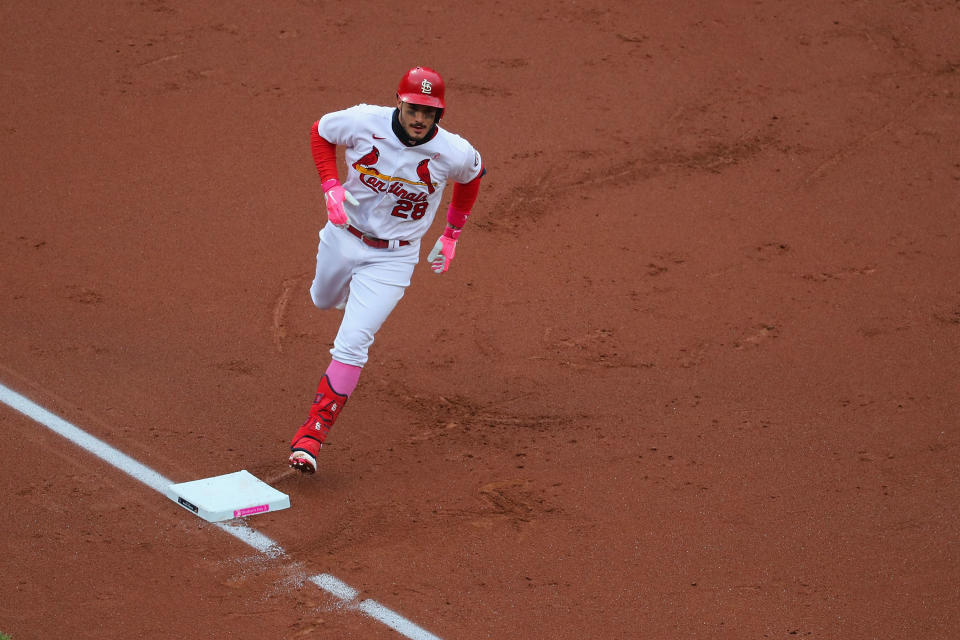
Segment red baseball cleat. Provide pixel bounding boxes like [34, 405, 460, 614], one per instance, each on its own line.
[289, 448, 318, 474]
[288, 375, 348, 474]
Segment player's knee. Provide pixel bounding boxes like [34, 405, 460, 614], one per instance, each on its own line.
[310, 285, 341, 310]
[309, 288, 328, 309]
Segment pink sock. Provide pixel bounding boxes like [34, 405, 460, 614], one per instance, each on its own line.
[325, 359, 362, 397]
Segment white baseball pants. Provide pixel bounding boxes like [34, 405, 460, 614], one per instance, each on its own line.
[310, 224, 420, 367]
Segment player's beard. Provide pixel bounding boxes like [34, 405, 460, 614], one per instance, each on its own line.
[392, 108, 437, 146]
[407, 122, 428, 139]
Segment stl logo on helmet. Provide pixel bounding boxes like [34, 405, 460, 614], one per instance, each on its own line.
[420, 79, 432, 94]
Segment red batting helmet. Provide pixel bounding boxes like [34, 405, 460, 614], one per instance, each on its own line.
[397, 66, 446, 110]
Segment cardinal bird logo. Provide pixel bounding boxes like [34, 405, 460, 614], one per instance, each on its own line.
[416, 159, 435, 194]
[354, 146, 380, 168]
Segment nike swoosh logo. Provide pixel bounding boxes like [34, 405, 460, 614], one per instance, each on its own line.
[373, 135, 386, 139]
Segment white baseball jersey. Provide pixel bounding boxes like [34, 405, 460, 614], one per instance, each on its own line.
[316, 104, 483, 241]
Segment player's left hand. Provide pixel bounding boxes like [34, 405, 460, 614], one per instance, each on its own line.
[427, 231, 459, 274]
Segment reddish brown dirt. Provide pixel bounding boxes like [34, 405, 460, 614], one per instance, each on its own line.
[2, 1, 959, 639]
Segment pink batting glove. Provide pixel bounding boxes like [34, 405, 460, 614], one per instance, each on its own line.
[321, 178, 358, 228]
[427, 227, 461, 273]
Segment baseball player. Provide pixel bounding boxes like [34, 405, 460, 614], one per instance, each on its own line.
[289, 66, 485, 474]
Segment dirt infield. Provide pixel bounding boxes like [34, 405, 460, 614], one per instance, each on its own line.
[2, 1, 958, 638]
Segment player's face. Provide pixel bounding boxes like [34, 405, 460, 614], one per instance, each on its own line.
[397, 101, 438, 140]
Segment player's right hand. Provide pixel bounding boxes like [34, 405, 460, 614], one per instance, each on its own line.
[321, 178, 358, 228]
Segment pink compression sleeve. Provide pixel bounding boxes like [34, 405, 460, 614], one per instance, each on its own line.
[325, 359, 362, 397]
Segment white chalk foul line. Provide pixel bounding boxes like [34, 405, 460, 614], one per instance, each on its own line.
[0, 380, 443, 640]
[308, 575, 442, 640]
[309, 575, 443, 640]
[0, 381, 174, 493]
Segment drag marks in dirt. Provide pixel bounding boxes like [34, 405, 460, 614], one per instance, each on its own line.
[425, 478, 564, 532]
[400, 391, 571, 441]
[933, 302, 960, 326]
[0, 380, 444, 640]
[94, 9, 335, 102]
[538, 326, 657, 372]
[474, 479, 562, 529]
[487, 135, 781, 232]
[488, 26, 951, 228]
[270, 273, 308, 354]
[377, 389, 568, 531]
[270, 272, 343, 356]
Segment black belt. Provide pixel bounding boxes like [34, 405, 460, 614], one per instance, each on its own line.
[346, 224, 410, 249]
